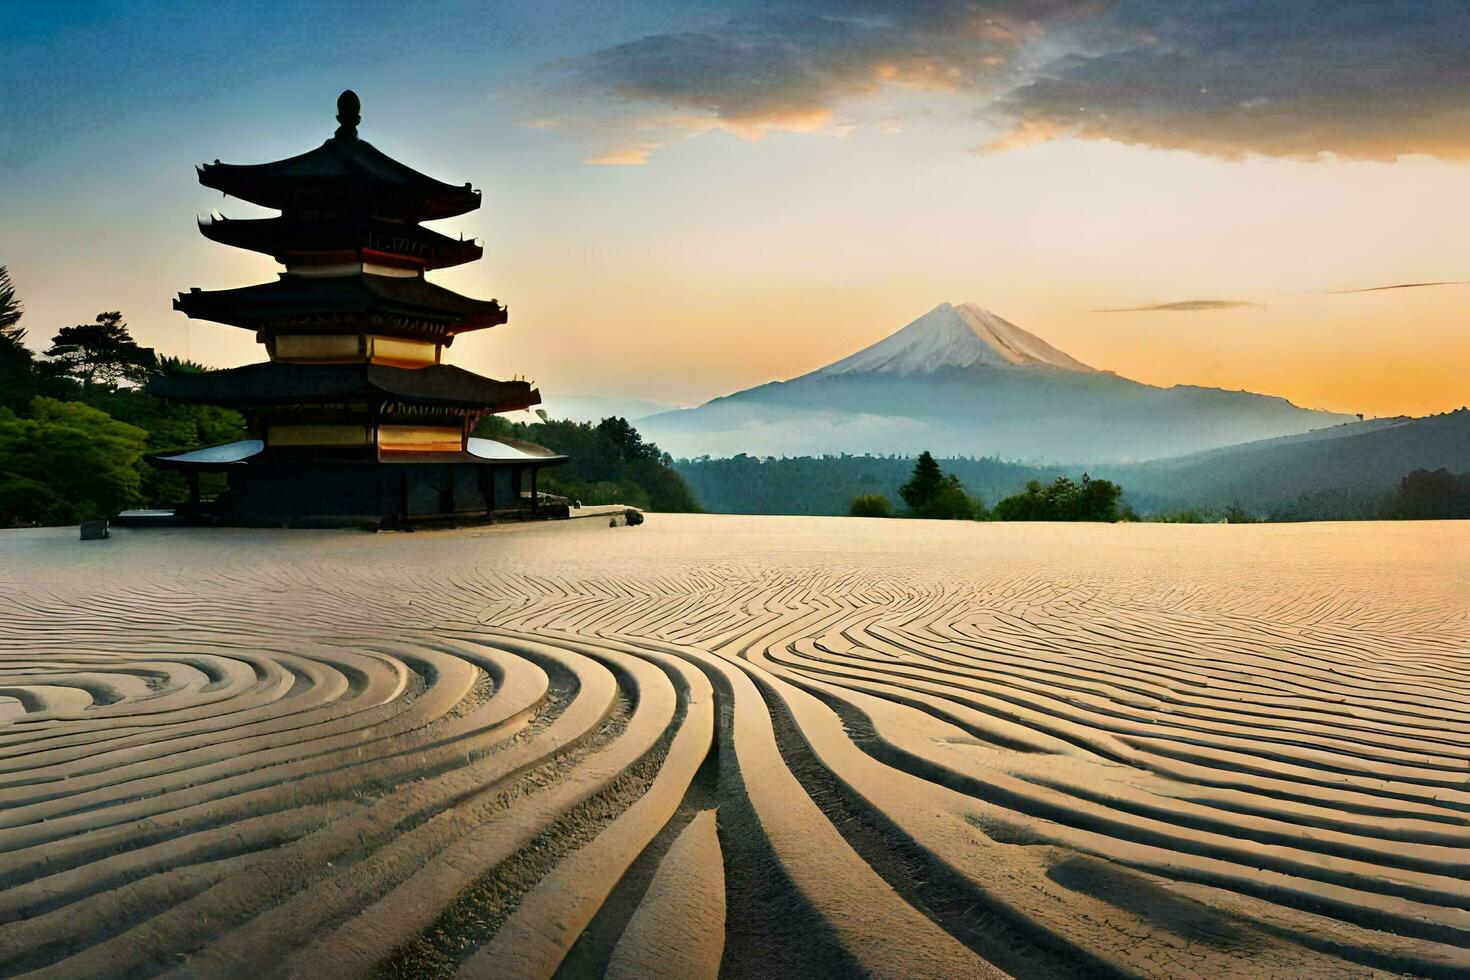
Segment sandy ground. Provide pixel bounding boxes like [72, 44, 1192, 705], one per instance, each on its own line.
[0, 515, 1465, 979]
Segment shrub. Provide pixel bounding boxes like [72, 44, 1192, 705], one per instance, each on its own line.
[914, 480, 979, 520]
[1152, 509, 1211, 523]
[992, 474, 1123, 522]
[848, 493, 892, 517]
[1222, 501, 1257, 523]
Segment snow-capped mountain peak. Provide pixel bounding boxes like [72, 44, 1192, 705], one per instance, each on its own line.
[813, 302, 1096, 377]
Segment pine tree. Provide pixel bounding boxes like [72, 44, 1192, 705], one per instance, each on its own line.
[900, 451, 944, 510]
[45, 312, 156, 392]
[0, 266, 37, 413]
[0, 266, 23, 343]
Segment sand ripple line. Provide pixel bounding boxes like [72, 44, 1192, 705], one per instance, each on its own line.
[0, 523, 1466, 978]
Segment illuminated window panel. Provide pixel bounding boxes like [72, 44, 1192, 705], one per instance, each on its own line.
[377, 424, 463, 452]
[367, 335, 438, 367]
[272, 334, 362, 362]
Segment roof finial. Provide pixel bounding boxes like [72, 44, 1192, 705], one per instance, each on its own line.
[335, 90, 361, 140]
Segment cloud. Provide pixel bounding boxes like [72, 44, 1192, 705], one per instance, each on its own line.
[526, 1, 1470, 163]
[984, 1, 1470, 161]
[1331, 281, 1470, 294]
[526, 2, 1099, 163]
[1096, 300, 1261, 312]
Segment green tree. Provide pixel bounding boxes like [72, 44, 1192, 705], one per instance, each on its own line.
[899, 451, 944, 510]
[897, 451, 982, 520]
[0, 266, 37, 413]
[914, 474, 981, 520]
[992, 473, 1123, 522]
[473, 414, 700, 513]
[0, 397, 149, 526]
[1385, 468, 1470, 519]
[0, 266, 22, 342]
[848, 493, 892, 517]
[1074, 473, 1123, 521]
[595, 416, 664, 464]
[86, 386, 247, 506]
[45, 312, 155, 393]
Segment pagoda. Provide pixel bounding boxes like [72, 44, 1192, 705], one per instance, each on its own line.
[147, 91, 565, 526]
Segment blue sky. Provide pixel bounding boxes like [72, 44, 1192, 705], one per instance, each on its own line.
[3, 1, 1467, 416]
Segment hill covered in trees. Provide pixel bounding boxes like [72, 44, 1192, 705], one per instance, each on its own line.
[677, 453, 1064, 516]
[474, 415, 699, 513]
[676, 409, 1470, 521]
[1111, 410, 1470, 518]
[0, 268, 247, 527]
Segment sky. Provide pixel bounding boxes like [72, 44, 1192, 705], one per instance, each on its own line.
[1, 0, 1466, 419]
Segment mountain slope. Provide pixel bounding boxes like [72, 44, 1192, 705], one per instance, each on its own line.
[640, 302, 1355, 462]
[1111, 410, 1470, 515]
[511, 395, 675, 425]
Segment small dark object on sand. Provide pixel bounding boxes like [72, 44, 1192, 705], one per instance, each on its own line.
[80, 520, 110, 541]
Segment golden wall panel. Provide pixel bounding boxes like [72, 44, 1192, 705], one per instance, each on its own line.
[268, 424, 373, 447]
[377, 424, 463, 452]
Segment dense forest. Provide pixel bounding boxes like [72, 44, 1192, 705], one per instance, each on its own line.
[0, 268, 248, 527]
[474, 414, 699, 513]
[677, 409, 1470, 522]
[677, 453, 1066, 516]
[1115, 411, 1470, 516]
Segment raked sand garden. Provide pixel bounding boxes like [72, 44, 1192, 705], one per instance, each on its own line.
[0, 515, 1465, 978]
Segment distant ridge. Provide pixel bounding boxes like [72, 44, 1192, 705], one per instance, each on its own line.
[639, 302, 1356, 462]
[673, 410, 1470, 517]
[1115, 409, 1470, 514]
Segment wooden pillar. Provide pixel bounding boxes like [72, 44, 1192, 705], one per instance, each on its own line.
[187, 471, 201, 510]
[530, 467, 539, 515]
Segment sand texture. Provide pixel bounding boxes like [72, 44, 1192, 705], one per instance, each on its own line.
[0, 515, 1465, 978]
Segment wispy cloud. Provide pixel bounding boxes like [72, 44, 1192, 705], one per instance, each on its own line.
[1331, 280, 1470, 294]
[1095, 300, 1261, 313]
[525, 1, 1470, 164]
[523, 3, 1100, 164]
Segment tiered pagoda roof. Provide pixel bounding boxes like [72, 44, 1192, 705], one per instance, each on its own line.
[151, 362, 536, 412]
[199, 215, 483, 270]
[175, 91, 507, 344]
[196, 94, 479, 221]
[174, 274, 507, 336]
